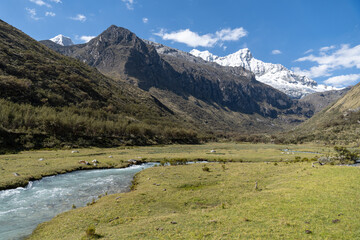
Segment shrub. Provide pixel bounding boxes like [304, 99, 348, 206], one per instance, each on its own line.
[334, 146, 359, 164]
[83, 225, 101, 239]
[85, 225, 96, 237]
[202, 165, 210, 172]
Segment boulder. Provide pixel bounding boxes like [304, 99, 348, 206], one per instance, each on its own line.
[78, 160, 90, 165]
[127, 159, 138, 164]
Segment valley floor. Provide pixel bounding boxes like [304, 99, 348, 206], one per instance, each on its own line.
[0, 142, 328, 190]
[2, 142, 359, 239]
[30, 161, 360, 239]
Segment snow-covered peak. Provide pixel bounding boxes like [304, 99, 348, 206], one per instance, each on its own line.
[50, 34, 74, 46]
[190, 48, 339, 98]
[189, 49, 216, 62]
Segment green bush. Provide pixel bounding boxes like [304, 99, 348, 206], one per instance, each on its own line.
[334, 146, 359, 164]
[202, 165, 210, 172]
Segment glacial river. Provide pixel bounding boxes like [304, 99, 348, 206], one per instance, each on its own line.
[0, 163, 155, 240]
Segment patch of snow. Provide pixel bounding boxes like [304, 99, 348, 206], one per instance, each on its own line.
[50, 34, 74, 46]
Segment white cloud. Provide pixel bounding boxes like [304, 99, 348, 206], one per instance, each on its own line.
[294, 44, 360, 79]
[70, 14, 86, 22]
[49, 0, 62, 3]
[122, 0, 134, 10]
[26, 8, 40, 20]
[324, 74, 360, 87]
[154, 27, 247, 48]
[45, 11, 55, 17]
[215, 27, 247, 41]
[271, 49, 282, 55]
[304, 49, 313, 54]
[292, 65, 332, 78]
[155, 29, 217, 47]
[320, 45, 335, 52]
[29, 0, 51, 7]
[142, 17, 148, 24]
[79, 35, 96, 43]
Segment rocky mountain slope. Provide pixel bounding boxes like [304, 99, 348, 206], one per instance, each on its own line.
[0, 20, 197, 150]
[299, 87, 351, 113]
[287, 83, 360, 144]
[41, 25, 314, 133]
[190, 49, 337, 98]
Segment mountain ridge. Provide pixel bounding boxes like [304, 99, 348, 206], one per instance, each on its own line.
[41, 25, 315, 134]
[285, 83, 359, 144]
[190, 48, 338, 98]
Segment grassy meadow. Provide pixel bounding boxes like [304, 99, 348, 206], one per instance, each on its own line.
[2, 142, 359, 239]
[29, 161, 360, 239]
[0, 142, 329, 190]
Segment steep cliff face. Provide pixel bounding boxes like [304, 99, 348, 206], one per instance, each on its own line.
[145, 40, 311, 117]
[41, 25, 313, 132]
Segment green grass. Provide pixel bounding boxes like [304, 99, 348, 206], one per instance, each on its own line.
[1, 142, 357, 239]
[29, 161, 360, 239]
[0, 142, 329, 190]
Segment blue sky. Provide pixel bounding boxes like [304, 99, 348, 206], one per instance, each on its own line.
[1, 0, 360, 87]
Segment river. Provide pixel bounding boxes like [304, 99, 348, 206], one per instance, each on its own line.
[0, 163, 155, 240]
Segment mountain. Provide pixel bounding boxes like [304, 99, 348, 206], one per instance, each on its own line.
[190, 49, 337, 99]
[286, 83, 360, 144]
[49, 34, 74, 46]
[41, 25, 314, 134]
[0, 20, 198, 151]
[299, 87, 351, 113]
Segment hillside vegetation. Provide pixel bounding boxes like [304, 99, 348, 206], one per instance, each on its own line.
[0, 20, 199, 151]
[286, 83, 360, 145]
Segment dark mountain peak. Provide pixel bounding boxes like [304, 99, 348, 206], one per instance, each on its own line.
[107, 24, 119, 30]
[41, 24, 165, 89]
[94, 25, 141, 47]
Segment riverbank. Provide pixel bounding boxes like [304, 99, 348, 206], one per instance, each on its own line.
[0, 143, 328, 191]
[0, 153, 133, 191]
[29, 161, 360, 239]
[0, 164, 156, 240]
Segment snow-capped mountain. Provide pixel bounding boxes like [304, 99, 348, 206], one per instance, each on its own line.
[49, 34, 74, 46]
[190, 48, 338, 98]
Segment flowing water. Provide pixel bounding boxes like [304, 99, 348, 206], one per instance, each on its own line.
[0, 163, 155, 240]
